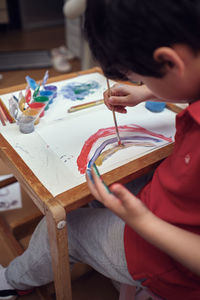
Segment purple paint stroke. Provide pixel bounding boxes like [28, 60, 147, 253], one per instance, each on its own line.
[87, 135, 161, 169]
[42, 70, 49, 87]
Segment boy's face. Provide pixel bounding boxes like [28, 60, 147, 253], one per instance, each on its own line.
[127, 72, 193, 102]
[127, 46, 200, 103]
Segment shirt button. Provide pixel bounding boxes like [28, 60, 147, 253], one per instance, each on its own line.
[184, 154, 190, 165]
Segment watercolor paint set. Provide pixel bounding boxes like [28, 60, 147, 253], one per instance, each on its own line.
[6, 71, 57, 133]
[0, 71, 58, 133]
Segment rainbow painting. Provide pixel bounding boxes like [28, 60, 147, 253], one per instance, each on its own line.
[77, 124, 172, 174]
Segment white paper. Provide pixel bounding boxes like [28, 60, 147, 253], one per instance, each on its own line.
[0, 73, 176, 197]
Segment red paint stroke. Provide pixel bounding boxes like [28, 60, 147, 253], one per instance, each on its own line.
[25, 87, 31, 103]
[77, 124, 172, 174]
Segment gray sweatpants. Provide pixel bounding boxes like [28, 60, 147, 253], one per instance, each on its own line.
[5, 173, 152, 290]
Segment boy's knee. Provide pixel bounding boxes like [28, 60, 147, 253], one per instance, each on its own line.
[29, 217, 49, 247]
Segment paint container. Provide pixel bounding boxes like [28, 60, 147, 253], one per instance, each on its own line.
[34, 95, 49, 111]
[145, 101, 166, 112]
[27, 102, 46, 121]
[18, 115, 35, 134]
[39, 90, 54, 105]
[44, 85, 57, 100]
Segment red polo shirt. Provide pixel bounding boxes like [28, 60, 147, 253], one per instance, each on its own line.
[124, 100, 200, 300]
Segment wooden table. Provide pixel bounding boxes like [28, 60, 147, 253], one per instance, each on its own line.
[0, 67, 175, 300]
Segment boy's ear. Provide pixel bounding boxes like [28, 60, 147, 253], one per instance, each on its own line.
[153, 47, 184, 76]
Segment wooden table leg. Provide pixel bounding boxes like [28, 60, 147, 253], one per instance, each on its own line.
[46, 199, 72, 300]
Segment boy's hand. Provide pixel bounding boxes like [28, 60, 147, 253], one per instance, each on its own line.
[103, 83, 155, 113]
[86, 169, 151, 228]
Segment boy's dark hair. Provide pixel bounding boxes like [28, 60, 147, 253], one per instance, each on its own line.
[84, 0, 200, 80]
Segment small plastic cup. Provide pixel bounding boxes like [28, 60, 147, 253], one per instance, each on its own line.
[44, 85, 57, 99]
[40, 90, 54, 105]
[145, 101, 166, 113]
[27, 102, 46, 120]
[34, 95, 49, 111]
[18, 115, 35, 134]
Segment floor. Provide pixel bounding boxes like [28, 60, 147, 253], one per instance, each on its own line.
[0, 25, 81, 90]
[0, 25, 119, 300]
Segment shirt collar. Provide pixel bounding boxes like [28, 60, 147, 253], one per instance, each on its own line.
[178, 100, 200, 125]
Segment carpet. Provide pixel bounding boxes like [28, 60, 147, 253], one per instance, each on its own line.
[0, 50, 52, 71]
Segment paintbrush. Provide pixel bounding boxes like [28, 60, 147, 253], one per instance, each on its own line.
[106, 78, 122, 146]
[0, 105, 7, 126]
[68, 99, 104, 113]
[0, 98, 15, 123]
[166, 103, 183, 114]
[0, 108, 6, 126]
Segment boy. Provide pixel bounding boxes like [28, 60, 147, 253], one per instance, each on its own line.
[85, 0, 200, 298]
[0, 0, 200, 299]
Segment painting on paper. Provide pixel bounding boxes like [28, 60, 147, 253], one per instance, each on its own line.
[36, 102, 175, 179]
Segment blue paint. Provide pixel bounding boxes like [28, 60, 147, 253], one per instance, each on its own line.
[13, 95, 19, 103]
[25, 76, 38, 90]
[60, 81, 100, 101]
[145, 101, 166, 112]
[87, 164, 111, 194]
[88, 135, 161, 169]
[86, 168, 95, 184]
[44, 85, 57, 99]
[40, 90, 54, 104]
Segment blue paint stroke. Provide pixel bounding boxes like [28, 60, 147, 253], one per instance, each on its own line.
[25, 76, 38, 90]
[88, 135, 161, 169]
[60, 81, 100, 101]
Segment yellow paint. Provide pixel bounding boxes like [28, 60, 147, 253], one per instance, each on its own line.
[23, 108, 38, 117]
[95, 142, 154, 166]
[95, 146, 121, 166]
[34, 118, 40, 125]
[19, 97, 26, 112]
[22, 109, 40, 125]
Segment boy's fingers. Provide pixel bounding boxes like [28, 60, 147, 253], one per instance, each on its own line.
[106, 103, 127, 113]
[110, 183, 137, 208]
[104, 84, 128, 100]
[111, 183, 150, 219]
[91, 169, 118, 206]
[103, 89, 109, 101]
[110, 84, 128, 96]
[92, 174, 128, 217]
[114, 106, 127, 113]
[104, 101, 114, 111]
[108, 96, 129, 106]
[86, 172, 101, 201]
